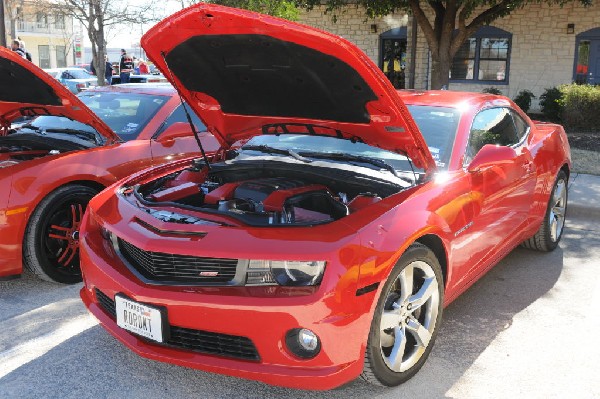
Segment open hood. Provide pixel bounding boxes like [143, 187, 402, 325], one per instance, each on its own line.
[0, 48, 118, 142]
[141, 4, 436, 172]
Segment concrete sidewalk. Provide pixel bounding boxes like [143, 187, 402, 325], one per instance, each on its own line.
[568, 173, 600, 222]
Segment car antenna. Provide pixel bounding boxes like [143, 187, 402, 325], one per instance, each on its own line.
[160, 51, 211, 170]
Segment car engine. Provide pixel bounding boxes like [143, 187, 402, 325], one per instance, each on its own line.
[133, 162, 396, 227]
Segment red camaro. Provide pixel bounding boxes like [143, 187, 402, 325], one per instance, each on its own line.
[79, 4, 571, 390]
[0, 48, 218, 283]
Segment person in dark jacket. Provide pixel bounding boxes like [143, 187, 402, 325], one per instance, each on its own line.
[19, 40, 32, 62]
[11, 40, 25, 58]
[119, 51, 134, 84]
[91, 55, 114, 85]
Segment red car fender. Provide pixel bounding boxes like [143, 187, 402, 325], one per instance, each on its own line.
[524, 124, 572, 233]
[353, 208, 452, 306]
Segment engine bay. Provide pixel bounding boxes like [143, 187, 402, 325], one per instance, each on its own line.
[133, 160, 408, 227]
[0, 132, 97, 166]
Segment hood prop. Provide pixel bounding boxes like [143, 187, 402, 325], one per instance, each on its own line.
[161, 51, 211, 170]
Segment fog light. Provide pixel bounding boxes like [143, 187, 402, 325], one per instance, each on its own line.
[285, 328, 321, 359]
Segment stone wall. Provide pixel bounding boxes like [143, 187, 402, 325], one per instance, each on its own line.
[298, 5, 409, 67]
[298, 3, 600, 112]
[438, 3, 600, 110]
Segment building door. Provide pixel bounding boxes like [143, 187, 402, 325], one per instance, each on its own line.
[574, 28, 600, 85]
[380, 28, 407, 89]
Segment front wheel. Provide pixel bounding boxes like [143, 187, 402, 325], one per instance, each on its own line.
[361, 243, 444, 386]
[23, 184, 98, 284]
[522, 170, 568, 252]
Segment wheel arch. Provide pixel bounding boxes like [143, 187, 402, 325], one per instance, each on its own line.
[18, 180, 108, 261]
[414, 234, 449, 288]
[560, 163, 570, 180]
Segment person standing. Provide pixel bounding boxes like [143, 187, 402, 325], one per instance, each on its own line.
[19, 40, 32, 62]
[103, 56, 114, 84]
[11, 40, 26, 58]
[119, 50, 134, 84]
[137, 59, 149, 75]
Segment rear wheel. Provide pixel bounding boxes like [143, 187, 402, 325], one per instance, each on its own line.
[23, 185, 98, 284]
[522, 170, 568, 252]
[361, 243, 444, 386]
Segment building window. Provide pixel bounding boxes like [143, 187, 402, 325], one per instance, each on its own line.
[379, 27, 408, 89]
[451, 26, 511, 84]
[56, 45, 67, 68]
[38, 45, 50, 68]
[55, 14, 65, 30]
[573, 28, 600, 85]
[36, 12, 48, 28]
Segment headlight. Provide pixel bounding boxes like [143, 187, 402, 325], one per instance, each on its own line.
[246, 260, 326, 286]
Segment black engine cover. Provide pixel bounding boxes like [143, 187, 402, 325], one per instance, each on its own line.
[233, 178, 307, 204]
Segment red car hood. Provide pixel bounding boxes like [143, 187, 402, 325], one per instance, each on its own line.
[141, 4, 436, 172]
[0, 48, 118, 142]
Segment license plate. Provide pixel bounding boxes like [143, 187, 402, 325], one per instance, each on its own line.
[115, 295, 165, 343]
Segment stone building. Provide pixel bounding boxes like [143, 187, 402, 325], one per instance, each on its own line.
[299, 3, 600, 111]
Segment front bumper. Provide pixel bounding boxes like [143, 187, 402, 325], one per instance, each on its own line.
[79, 232, 373, 390]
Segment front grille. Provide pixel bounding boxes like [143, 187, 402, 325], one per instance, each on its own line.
[168, 327, 259, 361]
[117, 238, 238, 284]
[94, 289, 260, 361]
[95, 289, 116, 318]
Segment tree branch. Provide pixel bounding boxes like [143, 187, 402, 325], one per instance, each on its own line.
[409, 0, 439, 54]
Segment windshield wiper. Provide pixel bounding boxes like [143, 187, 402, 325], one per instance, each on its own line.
[44, 128, 100, 144]
[242, 144, 312, 163]
[299, 151, 399, 177]
[19, 124, 42, 132]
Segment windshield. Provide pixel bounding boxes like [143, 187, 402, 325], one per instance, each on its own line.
[77, 91, 169, 140]
[23, 91, 170, 142]
[243, 134, 414, 173]
[66, 69, 93, 79]
[406, 105, 460, 169]
[25, 115, 97, 136]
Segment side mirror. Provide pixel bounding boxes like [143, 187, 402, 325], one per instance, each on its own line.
[156, 122, 193, 143]
[467, 144, 517, 173]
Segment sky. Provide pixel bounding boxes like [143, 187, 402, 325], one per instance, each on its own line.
[80, 2, 183, 49]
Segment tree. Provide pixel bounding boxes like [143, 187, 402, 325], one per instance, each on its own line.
[37, 1, 156, 86]
[5, 0, 25, 41]
[300, 0, 592, 89]
[170, 0, 300, 20]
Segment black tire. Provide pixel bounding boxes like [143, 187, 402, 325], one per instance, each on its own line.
[23, 184, 98, 284]
[361, 243, 444, 386]
[522, 170, 568, 252]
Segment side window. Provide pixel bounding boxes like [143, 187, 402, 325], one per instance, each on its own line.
[154, 104, 206, 138]
[511, 111, 530, 141]
[466, 108, 518, 160]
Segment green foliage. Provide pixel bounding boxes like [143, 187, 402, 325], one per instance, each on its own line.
[211, 0, 300, 19]
[559, 84, 600, 131]
[482, 87, 502, 95]
[513, 89, 536, 113]
[539, 87, 564, 122]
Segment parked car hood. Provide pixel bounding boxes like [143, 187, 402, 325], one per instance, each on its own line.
[141, 4, 436, 172]
[0, 48, 118, 142]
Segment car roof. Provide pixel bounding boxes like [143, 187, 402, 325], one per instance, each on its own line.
[87, 83, 176, 95]
[398, 90, 511, 109]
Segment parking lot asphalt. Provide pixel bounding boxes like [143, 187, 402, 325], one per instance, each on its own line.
[1, 173, 599, 399]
